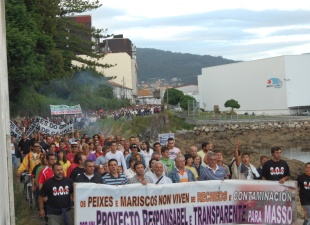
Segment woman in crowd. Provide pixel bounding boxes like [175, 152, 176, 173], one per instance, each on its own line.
[124, 158, 137, 179]
[88, 142, 95, 153]
[82, 143, 96, 161]
[192, 154, 204, 179]
[185, 154, 198, 180]
[57, 149, 71, 176]
[141, 141, 153, 168]
[145, 158, 158, 177]
[94, 144, 103, 158]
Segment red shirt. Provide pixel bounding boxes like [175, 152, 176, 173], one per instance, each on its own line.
[94, 152, 103, 158]
[66, 163, 78, 178]
[66, 152, 75, 164]
[37, 166, 54, 184]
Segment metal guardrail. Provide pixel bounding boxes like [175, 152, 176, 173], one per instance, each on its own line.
[172, 110, 310, 124]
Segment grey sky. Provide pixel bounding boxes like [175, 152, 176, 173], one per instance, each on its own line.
[87, 0, 310, 61]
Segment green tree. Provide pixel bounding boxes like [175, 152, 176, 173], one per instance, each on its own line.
[163, 88, 184, 105]
[180, 95, 197, 110]
[6, 0, 116, 116]
[224, 99, 240, 112]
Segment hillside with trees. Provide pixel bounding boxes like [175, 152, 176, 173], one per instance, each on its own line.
[5, 0, 129, 117]
[136, 48, 239, 84]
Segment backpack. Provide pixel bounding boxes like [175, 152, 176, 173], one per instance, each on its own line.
[228, 159, 236, 179]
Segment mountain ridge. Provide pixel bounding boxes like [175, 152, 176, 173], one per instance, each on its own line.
[136, 48, 239, 85]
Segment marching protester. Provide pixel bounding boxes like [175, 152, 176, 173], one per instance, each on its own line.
[38, 163, 74, 225]
[125, 143, 146, 169]
[75, 160, 103, 183]
[18, 134, 32, 162]
[192, 154, 204, 178]
[297, 162, 310, 225]
[256, 155, 268, 179]
[69, 153, 87, 181]
[128, 162, 154, 185]
[11, 135, 20, 167]
[168, 155, 195, 183]
[262, 146, 290, 183]
[167, 137, 181, 160]
[233, 140, 260, 180]
[102, 159, 128, 185]
[123, 158, 137, 179]
[199, 152, 227, 181]
[197, 141, 213, 167]
[37, 153, 57, 190]
[57, 149, 71, 177]
[17, 141, 42, 175]
[160, 146, 175, 173]
[150, 161, 172, 184]
[105, 141, 127, 170]
[184, 154, 198, 180]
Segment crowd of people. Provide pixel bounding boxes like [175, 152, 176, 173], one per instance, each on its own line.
[12, 131, 310, 225]
[12, 104, 162, 132]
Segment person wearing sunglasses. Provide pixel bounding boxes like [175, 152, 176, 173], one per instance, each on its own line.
[17, 141, 42, 175]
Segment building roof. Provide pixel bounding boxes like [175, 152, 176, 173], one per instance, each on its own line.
[108, 81, 132, 90]
[138, 89, 152, 97]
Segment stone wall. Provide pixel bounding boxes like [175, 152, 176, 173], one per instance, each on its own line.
[191, 120, 310, 138]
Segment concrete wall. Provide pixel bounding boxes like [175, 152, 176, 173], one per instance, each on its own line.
[198, 55, 310, 115]
[73, 52, 138, 98]
[285, 55, 310, 108]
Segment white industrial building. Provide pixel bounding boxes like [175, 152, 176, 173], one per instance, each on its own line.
[198, 54, 310, 115]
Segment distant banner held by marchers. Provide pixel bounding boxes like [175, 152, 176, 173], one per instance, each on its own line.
[50, 104, 82, 115]
[10, 121, 23, 138]
[25, 116, 74, 137]
[74, 180, 297, 225]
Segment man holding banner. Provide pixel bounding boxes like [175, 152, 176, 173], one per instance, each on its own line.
[128, 162, 153, 185]
[150, 161, 172, 184]
[168, 155, 195, 183]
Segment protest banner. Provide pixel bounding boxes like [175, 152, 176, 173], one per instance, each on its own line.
[74, 180, 297, 225]
[25, 116, 74, 137]
[50, 104, 82, 115]
[158, 133, 175, 146]
[10, 121, 22, 138]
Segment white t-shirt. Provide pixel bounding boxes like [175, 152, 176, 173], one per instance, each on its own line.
[105, 151, 127, 169]
[168, 147, 180, 160]
[141, 148, 154, 168]
[150, 173, 172, 184]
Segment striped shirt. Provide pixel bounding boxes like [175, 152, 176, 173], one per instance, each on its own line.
[128, 175, 154, 184]
[102, 173, 128, 185]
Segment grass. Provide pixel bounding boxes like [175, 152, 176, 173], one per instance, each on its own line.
[85, 111, 195, 138]
[13, 172, 38, 225]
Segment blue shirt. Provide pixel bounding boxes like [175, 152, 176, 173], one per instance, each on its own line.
[199, 165, 226, 181]
[102, 173, 128, 185]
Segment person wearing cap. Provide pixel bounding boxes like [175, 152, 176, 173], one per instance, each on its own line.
[125, 144, 146, 169]
[66, 142, 79, 164]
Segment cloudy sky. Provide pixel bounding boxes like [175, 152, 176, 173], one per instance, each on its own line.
[89, 0, 310, 61]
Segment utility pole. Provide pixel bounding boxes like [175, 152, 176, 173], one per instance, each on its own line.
[0, 0, 15, 224]
[166, 87, 169, 107]
[122, 76, 125, 99]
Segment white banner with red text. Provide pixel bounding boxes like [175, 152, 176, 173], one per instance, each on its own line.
[50, 104, 82, 115]
[74, 180, 297, 225]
